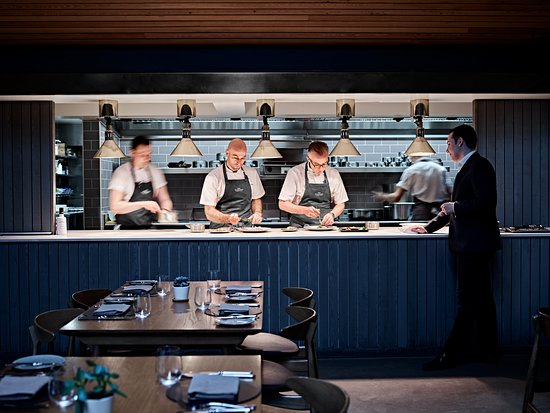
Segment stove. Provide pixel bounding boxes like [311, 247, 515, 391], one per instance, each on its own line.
[504, 225, 550, 233]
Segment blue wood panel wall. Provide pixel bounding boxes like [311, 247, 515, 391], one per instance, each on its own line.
[1, 237, 549, 358]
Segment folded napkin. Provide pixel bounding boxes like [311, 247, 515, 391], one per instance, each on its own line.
[219, 303, 250, 315]
[225, 285, 252, 294]
[128, 280, 157, 285]
[0, 376, 51, 399]
[187, 374, 239, 403]
[93, 303, 131, 316]
[122, 285, 154, 294]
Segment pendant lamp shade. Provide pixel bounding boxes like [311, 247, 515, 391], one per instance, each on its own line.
[170, 116, 203, 157]
[329, 117, 361, 157]
[93, 102, 126, 159]
[251, 116, 282, 159]
[404, 116, 436, 157]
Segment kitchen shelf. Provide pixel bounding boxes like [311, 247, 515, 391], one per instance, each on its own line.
[160, 166, 407, 175]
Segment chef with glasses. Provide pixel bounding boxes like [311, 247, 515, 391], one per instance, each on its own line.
[279, 141, 348, 227]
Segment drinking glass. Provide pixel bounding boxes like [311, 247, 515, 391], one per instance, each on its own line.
[134, 294, 152, 319]
[194, 286, 211, 310]
[208, 270, 221, 292]
[156, 346, 183, 387]
[157, 275, 171, 297]
[48, 368, 77, 410]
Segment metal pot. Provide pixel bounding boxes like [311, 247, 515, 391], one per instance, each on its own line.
[392, 202, 414, 220]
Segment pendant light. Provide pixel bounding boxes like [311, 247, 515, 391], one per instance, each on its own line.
[93, 100, 126, 159]
[170, 99, 203, 157]
[251, 99, 282, 159]
[329, 99, 360, 157]
[404, 99, 436, 157]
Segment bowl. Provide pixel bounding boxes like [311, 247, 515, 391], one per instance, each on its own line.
[189, 223, 206, 233]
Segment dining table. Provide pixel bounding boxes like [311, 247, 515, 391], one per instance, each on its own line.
[1, 355, 262, 412]
[60, 281, 264, 356]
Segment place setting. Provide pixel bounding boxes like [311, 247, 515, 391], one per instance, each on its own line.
[214, 284, 262, 303]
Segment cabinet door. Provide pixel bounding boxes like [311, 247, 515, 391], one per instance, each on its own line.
[1, 101, 55, 234]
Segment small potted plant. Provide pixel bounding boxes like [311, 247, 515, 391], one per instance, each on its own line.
[173, 275, 190, 301]
[68, 360, 126, 413]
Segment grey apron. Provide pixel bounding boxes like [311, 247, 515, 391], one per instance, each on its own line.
[290, 162, 332, 227]
[210, 164, 253, 229]
[115, 166, 155, 229]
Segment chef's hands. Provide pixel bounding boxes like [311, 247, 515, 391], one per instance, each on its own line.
[407, 226, 427, 234]
[321, 212, 335, 226]
[143, 201, 162, 214]
[440, 202, 455, 215]
[373, 191, 389, 202]
[228, 213, 240, 225]
[250, 212, 263, 225]
[302, 206, 321, 218]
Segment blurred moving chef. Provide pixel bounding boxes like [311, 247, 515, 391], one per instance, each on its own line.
[279, 141, 348, 227]
[200, 138, 265, 229]
[109, 135, 173, 229]
[374, 155, 452, 221]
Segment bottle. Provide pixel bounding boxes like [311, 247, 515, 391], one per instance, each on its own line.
[56, 208, 67, 235]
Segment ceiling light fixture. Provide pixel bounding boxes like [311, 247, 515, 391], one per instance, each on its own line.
[170, 99, 203, 157]
[404, 99, 436, 157]
[329, 99, 360, 157]
[251, 99, 282, 159]
[93, 100, 126, 159]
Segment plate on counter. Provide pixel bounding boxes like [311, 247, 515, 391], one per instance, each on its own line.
[282, 226, 298, 232]
[237, 227, 270, 233]
[209, 227, 232, 233]
[304, 225, 335, 231]
[339, 226, 368, 232]
[215, 316, 257, 326]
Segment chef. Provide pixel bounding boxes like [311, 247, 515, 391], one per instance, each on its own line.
[374, 155, 452, 220]
[109, 135, 173, 229]
[200, 138, 265, 229]
[279, 141, 348, 227]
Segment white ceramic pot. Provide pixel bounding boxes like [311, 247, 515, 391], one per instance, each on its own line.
[173, 285, 189, 301]
[83, 396, 113, 413]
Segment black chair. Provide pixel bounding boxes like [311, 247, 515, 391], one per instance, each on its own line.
[523, 307, 550, 413]
[71, 288, 112, 309]
[285, 377, 350, 413]
[29, 308, 84, 355]
[283, 287, 315, 309]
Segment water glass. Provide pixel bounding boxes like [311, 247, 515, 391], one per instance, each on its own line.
[48, 368, 77, 410]
[134, 294, 152, 319]
[194, 286, 211, 310]
[156, 346, 183, 387]
[157, 275, 171, 297]
[208, 270, 221, 291]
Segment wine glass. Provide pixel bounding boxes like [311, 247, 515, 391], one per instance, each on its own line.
[156, 346, 183, 387]
[134, 294, 152, 319]
[48, 368, 77, 410]
[157, 275, 171, 297]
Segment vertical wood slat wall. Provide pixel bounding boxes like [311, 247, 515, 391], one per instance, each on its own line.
[1, 237, 548, 357]
[0, 101, 55, 234]
[474, 99, 550, 227]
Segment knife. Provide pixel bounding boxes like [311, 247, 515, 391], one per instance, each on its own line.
[183, 371, 255, 379]
[7, 361, 63, 368]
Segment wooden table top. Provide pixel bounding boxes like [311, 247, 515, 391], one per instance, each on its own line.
[60, 281, 264, 349]
[9, 355, 262, 413]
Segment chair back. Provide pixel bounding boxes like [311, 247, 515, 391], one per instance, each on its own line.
[522, 307, 550, 413]
[286, 377, 350, 413]
[281, 306, 319, 378]
[71, 288, 112, 309]
[33, 308, 84, 355]
[282, 287, 315, 308]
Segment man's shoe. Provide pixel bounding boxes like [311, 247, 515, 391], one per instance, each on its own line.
[422, 353, 462, 371]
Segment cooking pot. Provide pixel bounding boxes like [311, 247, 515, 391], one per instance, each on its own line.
[392, 202, 414, 220]
[351, 208, 384, 220]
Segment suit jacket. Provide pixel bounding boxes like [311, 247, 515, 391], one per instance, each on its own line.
[425, 152, 501, 253]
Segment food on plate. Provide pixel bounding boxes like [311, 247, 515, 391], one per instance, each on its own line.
[339, 226, 368, 232]
[282, 226, 298, 232]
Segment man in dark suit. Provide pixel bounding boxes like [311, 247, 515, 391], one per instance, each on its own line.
[411, 124, 501, 370]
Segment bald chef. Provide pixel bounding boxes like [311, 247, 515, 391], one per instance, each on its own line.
[279, 141, 348, 227]
[200, 139, 265, 229]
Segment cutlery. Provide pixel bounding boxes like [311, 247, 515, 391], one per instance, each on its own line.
[183, 371, 254, 379]
[211, 303, 260, 307]
[215, 314, 257, 320]
[7, 361, 63, 368]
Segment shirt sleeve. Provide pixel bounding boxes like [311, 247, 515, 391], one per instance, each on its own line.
[329, 169, 349, 204]
[396, 168, 412, 192]
[199, 172, 221, 206]
[149, 165, 168, 191]
[246, 168, 265, 200]
[108, 164, 129, 192]
[278, 168, 300, 202]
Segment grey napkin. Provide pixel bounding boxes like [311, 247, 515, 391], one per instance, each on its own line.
[0, 376, 51, 399]
[188, 374, 239, 403]
[122, 285, 153, 294]
[225, 285, 252, 294]
[219, 303, 250, 315]
[93, 303, 131, 316]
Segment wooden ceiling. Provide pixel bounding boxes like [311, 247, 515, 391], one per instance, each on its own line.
[1, 0, 550, 45]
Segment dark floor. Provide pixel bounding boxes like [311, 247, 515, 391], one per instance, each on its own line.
[315, 352, 550, 413]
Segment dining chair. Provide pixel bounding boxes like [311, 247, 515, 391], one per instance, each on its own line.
[523, 307, 550, 413]
[285, 377, 350, 413]
[71, 288, 112, 309]
[30, 308, 84, 355]
[238, 306, 319, 379]
[283, 287, 315, 309]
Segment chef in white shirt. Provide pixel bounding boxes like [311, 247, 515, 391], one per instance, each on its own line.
[199, 138, 265, 228]
[279, 141, 348, 227]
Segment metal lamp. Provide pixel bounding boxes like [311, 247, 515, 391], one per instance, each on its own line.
[251, 99, 282, 159]
[170, 99, 203, 157]
[93, 100, 126, 159]
[329, 99, 361, 157]
[404, 116, 436, 157]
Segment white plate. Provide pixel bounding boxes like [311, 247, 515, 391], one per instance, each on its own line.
[12, 354, 65, 370]
[304, 225, 335, 231]
[238, 227, 270, 233]
[209, 228, 232, 233]
[225, 294, 258, 302]
[282, 226, 298, 232]
[215, 317, 256, 326]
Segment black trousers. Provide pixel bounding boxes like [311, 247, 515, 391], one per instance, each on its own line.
[444, 252, 498, 358]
